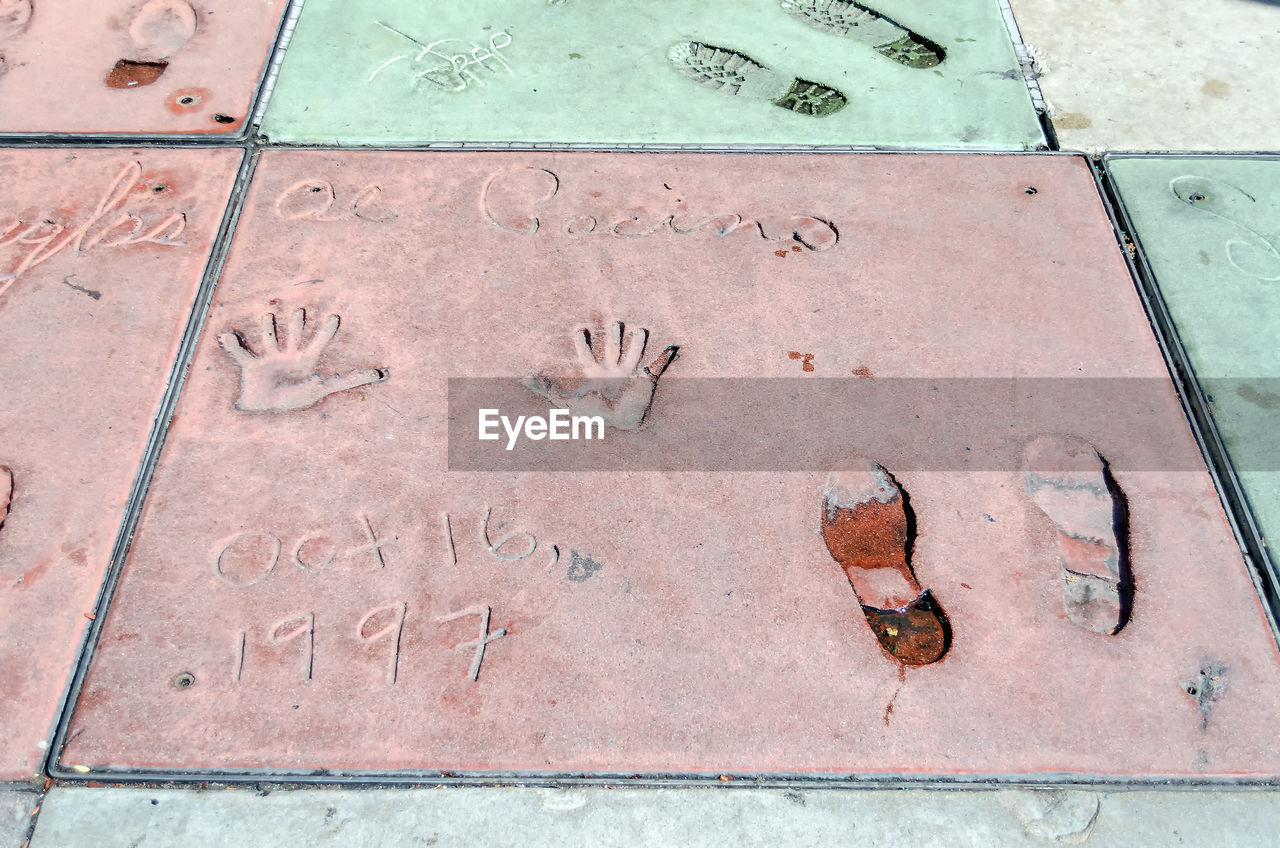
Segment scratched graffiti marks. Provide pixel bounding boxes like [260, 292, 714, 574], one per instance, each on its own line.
[206, 506, 565, 686]
[0, 161, 188, 299]
[369, 20, 515, 92]
[1170, 175, 1280, 281]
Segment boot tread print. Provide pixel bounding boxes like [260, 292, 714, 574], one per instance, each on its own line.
[667, 41, 847, 118]
[780, 0, 946, 69]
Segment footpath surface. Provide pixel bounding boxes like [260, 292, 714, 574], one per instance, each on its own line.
[1, 0, 1278, 845]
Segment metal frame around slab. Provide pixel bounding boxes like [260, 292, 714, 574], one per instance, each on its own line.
[0, 0, 302, 147]
[32, 147, 1279, 789]
[1099, 152, 1280, 644]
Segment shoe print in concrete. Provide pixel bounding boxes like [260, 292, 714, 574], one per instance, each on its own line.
[780, 0, 945, 69]
[821, 464, 949, 665]
[1024, 435, 1130, 635]
[262, 0, 1042, 148]
[667, 41, 847, 118]
[0, 0, 285, 135]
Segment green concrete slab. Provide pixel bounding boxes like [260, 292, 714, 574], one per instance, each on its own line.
[1107, 155, 1280, 576]
[260, 0, 1044, 149]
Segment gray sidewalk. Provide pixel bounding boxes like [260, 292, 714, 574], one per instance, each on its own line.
[15, 785, 1280, 847]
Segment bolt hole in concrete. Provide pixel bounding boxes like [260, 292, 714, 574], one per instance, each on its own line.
[212, 113, 236, 124]
[171, 672, 196, 689]
[1188, 192, 1206, 202]
[1024, 186, 1038, 195]
[178, 95, 197, 106]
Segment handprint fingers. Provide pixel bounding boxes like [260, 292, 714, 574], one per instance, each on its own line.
[220, 305, 386, 413]
[324, 367, 389, 396]
[619, 326, 649, 374]
[302, 313, 342, 357]
[526, 319, 680, 430]
[260, 311, 280, 352]
[645, 344, 680, 379]
[217, 330, 257, 366]
[286, 307, 306, 351]
[267, 370, 388, 412]
[603, 320, 624, 368]
[572, 325, 595, 370]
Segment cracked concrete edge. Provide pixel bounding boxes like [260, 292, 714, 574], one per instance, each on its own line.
[27, 786, 1280, 847]
[998, 0, 1048, 115]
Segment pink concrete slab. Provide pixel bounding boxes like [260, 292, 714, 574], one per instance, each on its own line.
[0, 146, 241, 780]
[60, 151, 1280, 779]
[0, 1, 285, 135]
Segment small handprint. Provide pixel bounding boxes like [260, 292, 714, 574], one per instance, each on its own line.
[218, 307, 388, 413]
[525, 320, 679, 430]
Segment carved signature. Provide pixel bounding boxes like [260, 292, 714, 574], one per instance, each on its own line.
[480, 166, 839, 251]
[368, 21, 514, 92]
[0, 161, 187, 295]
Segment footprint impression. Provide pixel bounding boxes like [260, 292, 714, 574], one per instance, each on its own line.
[820, 464, 950, 666]
[781, 0, 945, 69]
[105, 0, 197, 89]
[1024, 436, 1132, 635]
[0, 0, 34, 79]
[667, 41, 847, 118]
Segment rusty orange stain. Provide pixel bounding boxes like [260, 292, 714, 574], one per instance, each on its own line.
[788, 351, 815, 372]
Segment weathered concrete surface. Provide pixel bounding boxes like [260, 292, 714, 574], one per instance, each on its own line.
[262, 0, 1043, 148]
[1106, 155, 1280, 585]
[60, 152, 1280, 778]
[27, 786, 1280, 847]
[0, 147, 242, 779]
[1009, 0, 1280, 152]
[0, 792, 36, 848]
[0, 0, 285, 135]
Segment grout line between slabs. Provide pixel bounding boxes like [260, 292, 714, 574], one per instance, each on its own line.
[1094, 155, 1280, 644]
[43, 149, 262, 785]
[997, 0, 1047, 115]
[251, 0, 308, 131]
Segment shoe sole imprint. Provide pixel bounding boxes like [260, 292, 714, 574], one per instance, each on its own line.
[1024, 436, 1132, 635]
[667, 41, 847, 118]
[780, 0, 945, 69]
[821, 465, 950, 666]
[105, 0, 198, 88]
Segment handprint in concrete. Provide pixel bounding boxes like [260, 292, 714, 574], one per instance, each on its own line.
[525, 320, 679, 430]
[218, 307, 388, 413]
